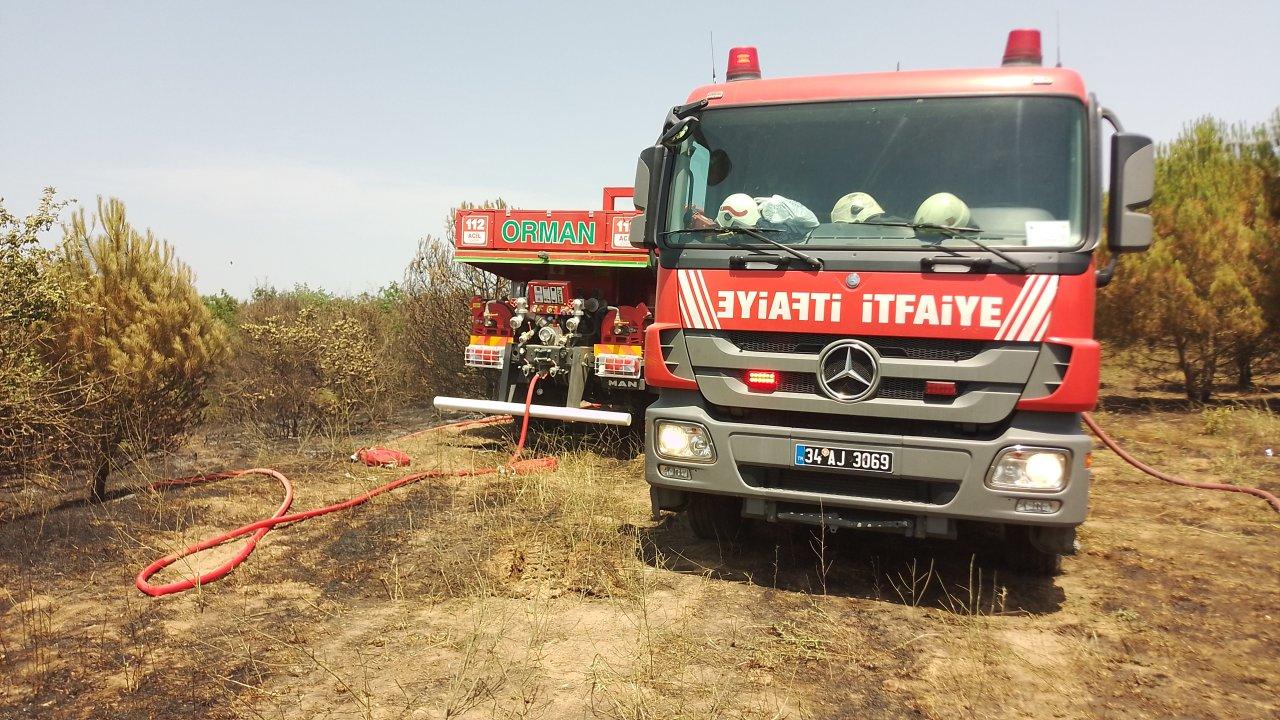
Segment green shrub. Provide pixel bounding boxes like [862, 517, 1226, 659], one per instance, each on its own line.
[202, 290, 239, 326]
[1201, 406, 1235, 436]
[0, 188, 73, 474]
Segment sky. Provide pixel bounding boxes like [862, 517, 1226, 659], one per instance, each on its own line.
[2, 0, 1277, 297]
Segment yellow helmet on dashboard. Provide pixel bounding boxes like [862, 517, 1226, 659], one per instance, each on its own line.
[913, 192, 971, 227]
[830, 192, 884, 223]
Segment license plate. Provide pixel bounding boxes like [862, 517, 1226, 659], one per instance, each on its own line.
[794, 444, 894, 473]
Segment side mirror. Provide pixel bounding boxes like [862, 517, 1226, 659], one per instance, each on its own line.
[629, 146, 665, 249]
[632, 148, 655, 211]
[658, 116, 699, 148]
[1107, 132, 1155, 253]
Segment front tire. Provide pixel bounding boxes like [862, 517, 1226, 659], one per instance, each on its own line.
[687, 492, 745, 542]
[1001, 524, 1063, 576]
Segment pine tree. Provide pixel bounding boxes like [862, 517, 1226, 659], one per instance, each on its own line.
[53, 198, 227, 500]
[1233, 110, 1280, 386]
[1100, 119, 1270, 402]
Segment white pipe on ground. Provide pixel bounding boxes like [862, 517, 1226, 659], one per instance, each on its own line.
[433, 397, 633, 427]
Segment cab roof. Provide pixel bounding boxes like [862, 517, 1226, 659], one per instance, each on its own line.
[685, 67, 1088, 108]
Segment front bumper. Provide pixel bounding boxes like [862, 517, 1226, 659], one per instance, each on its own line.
[644, 390, 1092, 537]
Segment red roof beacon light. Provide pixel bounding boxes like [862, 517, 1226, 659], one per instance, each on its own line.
[1001, 29, 1043, 67]
[726, 46, 761, 81]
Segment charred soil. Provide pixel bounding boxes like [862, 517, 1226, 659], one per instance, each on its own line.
[1, 388, 1277, 719]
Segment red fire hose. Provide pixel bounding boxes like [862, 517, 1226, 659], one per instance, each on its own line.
[1083, 412, 1280, 514]
[136, 376, 554, 597]
[137, 387, 1274, 597]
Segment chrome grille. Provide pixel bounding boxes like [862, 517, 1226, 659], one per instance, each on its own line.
[689, 329, 1041, 423]
[725, 331, 990, 361]
[777, 372, 818, 394]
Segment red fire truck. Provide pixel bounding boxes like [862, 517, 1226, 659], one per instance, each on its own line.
[438, 29, 1154, 574]
[434, 188, 651, 428]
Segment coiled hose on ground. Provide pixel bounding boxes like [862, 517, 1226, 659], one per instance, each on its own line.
[136, 375, 553, 597]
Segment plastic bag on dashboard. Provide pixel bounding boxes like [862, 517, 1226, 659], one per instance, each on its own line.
[754, 195, 820, 234]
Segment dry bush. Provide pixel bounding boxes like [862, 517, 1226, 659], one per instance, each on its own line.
[216, 284, 404, 437]
[1201, 402, 1279, 446]
[52, 197, 227, 500]
[401, 200, 506, 402]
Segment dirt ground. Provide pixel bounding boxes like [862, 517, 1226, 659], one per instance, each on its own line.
[2, 378, 1277, 718]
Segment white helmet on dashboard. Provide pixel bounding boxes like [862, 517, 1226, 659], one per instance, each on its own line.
[831, 192, 884, 223]
[716, 193, 760, 228]
[913, 192, 971, 227]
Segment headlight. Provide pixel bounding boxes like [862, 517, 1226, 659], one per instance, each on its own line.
[654, 420, 716, 463]
[986, 447, 1069, 492]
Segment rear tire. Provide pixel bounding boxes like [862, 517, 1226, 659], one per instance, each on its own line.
[1001, 524, 1063, 576]
[687, 492, 745, 542]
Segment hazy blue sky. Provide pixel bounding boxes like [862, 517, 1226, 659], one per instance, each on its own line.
[3, 1, 1277, 296]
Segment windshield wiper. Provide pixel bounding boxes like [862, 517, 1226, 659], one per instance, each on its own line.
[851, 220, 1031, 272]
[662, 227, 823, 270]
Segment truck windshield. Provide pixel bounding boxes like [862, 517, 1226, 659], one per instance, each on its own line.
[664, 96, 1086, 251]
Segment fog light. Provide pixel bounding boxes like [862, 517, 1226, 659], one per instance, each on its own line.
[658, 464, 692, 480]
[654, 421, 716, 463]
[986, 446, 1069, 492]
[1015, 498, 1061, 514]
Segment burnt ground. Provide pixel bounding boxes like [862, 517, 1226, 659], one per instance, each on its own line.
[1, 386, 1277, 719]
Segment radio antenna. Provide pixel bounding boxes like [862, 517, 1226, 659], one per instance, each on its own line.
[1055, 11, 1062, 67]
[710, 31, 717, 82]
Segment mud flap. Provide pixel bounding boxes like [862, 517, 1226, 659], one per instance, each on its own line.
[650, 486, 688, 518]
[566, 346, 588, 408]
[494, 340, 516, 402]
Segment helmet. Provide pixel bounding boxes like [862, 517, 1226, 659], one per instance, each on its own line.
[831, 192, 884, 223]
[913, 192, 971, 227]
[716, 193, 760, 228]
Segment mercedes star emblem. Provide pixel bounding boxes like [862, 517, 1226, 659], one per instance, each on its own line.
[816, 339, 881, 402]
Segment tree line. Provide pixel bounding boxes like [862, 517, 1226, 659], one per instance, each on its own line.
[1098, 110, 1279, 401]
[0, 193, 494, 504]
[1, 111, 1276, 502]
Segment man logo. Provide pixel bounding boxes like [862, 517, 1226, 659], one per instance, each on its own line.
[817, 340, 880, 402]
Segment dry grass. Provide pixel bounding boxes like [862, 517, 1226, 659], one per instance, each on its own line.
[2, 380, 1278, 718]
